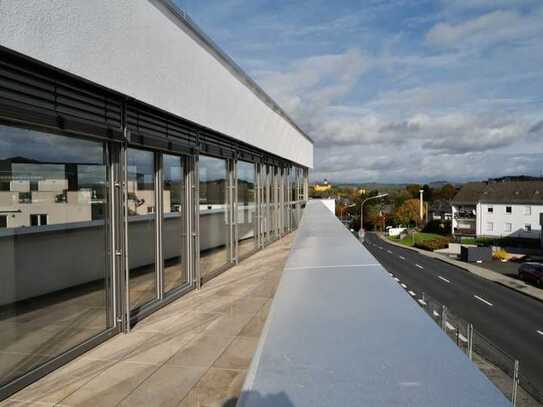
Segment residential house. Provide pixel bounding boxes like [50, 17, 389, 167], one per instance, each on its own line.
[452, 181, 543, 239]
[429, 199, 452, 222]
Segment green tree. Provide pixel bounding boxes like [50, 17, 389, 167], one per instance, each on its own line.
[394, 198, 421, 226]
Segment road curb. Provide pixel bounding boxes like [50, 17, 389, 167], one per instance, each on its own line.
[374, 233, 543, 304]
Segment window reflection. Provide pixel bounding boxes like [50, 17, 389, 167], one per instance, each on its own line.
[199, 155, 228, 278]
[127, 148, 157, 311]
[163, 154, 188, 293]
[0, 125, 111, 387]
[237, 161, 256, 257]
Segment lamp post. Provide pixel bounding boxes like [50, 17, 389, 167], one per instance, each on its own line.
[340, 202, 356, 221]
[359, 193, 388, 241]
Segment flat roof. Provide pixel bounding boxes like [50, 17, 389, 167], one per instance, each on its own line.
[239, 200, 509, 406]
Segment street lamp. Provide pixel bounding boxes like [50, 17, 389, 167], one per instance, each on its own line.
[340, 202, 356, 221]
[359, 193, 388, 240]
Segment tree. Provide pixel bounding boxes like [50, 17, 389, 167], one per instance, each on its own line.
[437, 184, 456, 201]
[406, 184, 422, 199]
[422, 184, 433, 202]
[394, 199, 422, 226]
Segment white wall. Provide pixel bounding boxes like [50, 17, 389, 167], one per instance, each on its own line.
[0, 0, 313, 168]
[478, 203, 543, 239]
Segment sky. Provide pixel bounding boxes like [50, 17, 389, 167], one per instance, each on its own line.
[176, 0, 543, 184]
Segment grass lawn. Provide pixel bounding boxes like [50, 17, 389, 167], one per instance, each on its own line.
[387, 232, 446, 247]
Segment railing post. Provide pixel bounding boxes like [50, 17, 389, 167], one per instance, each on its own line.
[468, 323, 473, 360]
[512, 359, 519, 406]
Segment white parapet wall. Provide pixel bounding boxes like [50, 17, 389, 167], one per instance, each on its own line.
[0, 0, 313, 168]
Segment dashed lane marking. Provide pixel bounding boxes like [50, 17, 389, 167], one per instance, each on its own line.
[415, 264, 424, 269]
[438, 276, 450, 284]
[474, 295, 493, 307]
[418, 299, 427, 306]
[401, 283, 407, 288]
[408, 290, 416, 296]
[399, 256, 406, 260]
[537, 330, 543, 336]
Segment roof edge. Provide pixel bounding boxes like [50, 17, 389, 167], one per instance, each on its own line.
[154, 0, 314, 145]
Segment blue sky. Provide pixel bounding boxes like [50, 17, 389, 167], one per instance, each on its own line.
[176, 0, 543, 183]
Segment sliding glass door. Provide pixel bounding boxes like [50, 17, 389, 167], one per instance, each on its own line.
[237, 161, 256, 258]
[126, 148, 158, 312]
[162, 154, 188, 294]
[0, 124, 113, 388]
[199, 155, 229, 280]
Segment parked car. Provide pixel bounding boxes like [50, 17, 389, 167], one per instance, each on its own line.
[518, 262, 543, 286]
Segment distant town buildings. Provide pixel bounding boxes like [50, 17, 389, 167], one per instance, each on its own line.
[313, 179, 332, 192]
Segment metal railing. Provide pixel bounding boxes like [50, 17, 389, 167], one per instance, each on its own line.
[416, 291, 542, 406]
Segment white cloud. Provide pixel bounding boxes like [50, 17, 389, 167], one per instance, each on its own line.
[426, 8, 543, 50]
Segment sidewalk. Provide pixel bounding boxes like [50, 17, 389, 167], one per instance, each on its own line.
[376, 233, 543, 303]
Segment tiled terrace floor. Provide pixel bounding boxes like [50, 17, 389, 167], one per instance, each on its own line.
[2, 233, 294, 407]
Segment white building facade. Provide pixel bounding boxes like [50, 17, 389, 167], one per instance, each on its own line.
[477, 203, 543, 239]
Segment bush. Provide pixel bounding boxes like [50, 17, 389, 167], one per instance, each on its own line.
[493, 248, 508, 261]
[414, 236, 450, 251]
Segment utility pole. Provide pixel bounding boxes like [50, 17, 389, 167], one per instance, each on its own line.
[419, 189, 424, 223]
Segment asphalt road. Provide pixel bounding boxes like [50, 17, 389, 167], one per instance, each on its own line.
[363, 232, 543, 395]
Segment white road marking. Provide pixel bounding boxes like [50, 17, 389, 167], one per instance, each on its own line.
[401, 283, 407, 288]
[474, 295, 493, 307]
[433, 310, 439, 317]
[399, 256, 406, 260]
[445, 322, 456, 331]
[408, 290, 416, 296]
[438, 276, 450, 284]
[379, 246, 384, 250]
[394, 277, 400, 281]
[537, 330, 543, 336]
[387, 250, 393, 254]
[459, 334, 468, 343]
[418, 299, 427, 306]
[415, 264, 424, 269]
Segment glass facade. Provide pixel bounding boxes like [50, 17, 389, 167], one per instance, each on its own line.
[237, 161, 256, 258]
[199, 155, 229, 279]
[0, 125, 112, 388]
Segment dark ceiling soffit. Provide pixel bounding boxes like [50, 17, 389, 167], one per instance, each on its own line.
[153, 0, 314, 145]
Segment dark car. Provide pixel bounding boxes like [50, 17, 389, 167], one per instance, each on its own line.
[518, 262, 543, 286]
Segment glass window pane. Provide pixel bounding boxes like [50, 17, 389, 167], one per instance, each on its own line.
[237, 161, 256, 257]
[0, 125, 111, 386]
[199, 155, 228, 278]
[127, 148, 157, 311]
[163, 154, 187, 293]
